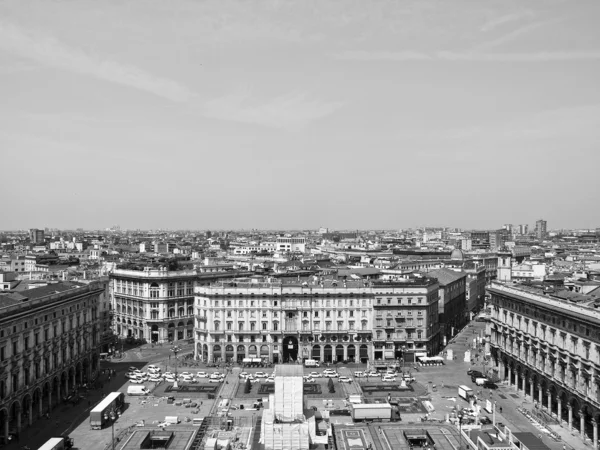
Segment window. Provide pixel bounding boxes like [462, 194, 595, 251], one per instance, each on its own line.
[226, 322, 232, 330]
[250, 322, 256, 331]
[262, 322, 267, 330]
[238, 322, 244, 331]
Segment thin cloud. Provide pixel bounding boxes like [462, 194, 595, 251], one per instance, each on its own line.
[202, 88, 344, 130]
[0, 21, 195, 102]
[480, 11, 536, 32]
[336, 50, 600, 62]
[475, 18, 564, 51]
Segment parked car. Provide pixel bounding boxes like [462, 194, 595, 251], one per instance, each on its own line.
[180, 375, 194, 382]
[255, 372, 268, 378]
[129, 367, 141, 373]
[265, 377, 275, 383]
[209, 378, 222, 383]
[196, 372, 209, 378]
[309, 372, 321, 378]
[130, 377, 144, 384]
[178, 372, 193, 378]
[125, 372, 138, 379]
[210, 373, 224, 380]
[338, 376, 352, 383]
[367, 371, 380, 377]
[164, 376, 176, 383]
[480, 416, 493, 425]
[382, 375, 397, 382]
[483, 381, 498, 389]
[303, 376, 315, 383]
[238, 372, 249, 379]
[354, 371, 366, 377]
[148, 376, 162, 383]
[163, 372, 175, 378]
[467, 369, 484, 377]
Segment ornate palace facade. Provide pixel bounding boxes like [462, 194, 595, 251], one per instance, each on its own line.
[0, 281, 105, 444]
[488, 281, 600, 448]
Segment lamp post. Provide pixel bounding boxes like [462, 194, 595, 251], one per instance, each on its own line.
[103, 408, 118, 450]
[457, 413, 464, 450]
[171, 345, 181, 389]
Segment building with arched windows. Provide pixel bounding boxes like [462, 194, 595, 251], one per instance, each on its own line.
[110, 267, 253, 344]
[0, 281, 104, 445]
[111, 267, 196, 343]
[487, 281, 600, 449]
[195, 277, 440, 366]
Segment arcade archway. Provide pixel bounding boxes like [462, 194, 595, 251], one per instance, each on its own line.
[283, 336, 299, 362]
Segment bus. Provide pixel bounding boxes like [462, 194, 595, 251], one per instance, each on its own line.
[38, 436, 74, 450]
[90, 391, 125, 430]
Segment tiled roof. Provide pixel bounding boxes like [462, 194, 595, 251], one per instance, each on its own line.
[428, 267, 467, 285]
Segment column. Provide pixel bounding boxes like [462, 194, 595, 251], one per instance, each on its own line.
[568, 405, 573, 431]
[580, 410, 585, 439]
[3, 417, 8, 445]
[547, 391, 552, 413]
[56, 383, 61, 407]
[529, 379, 534, 400]
[538, 385, 543, 406]
[509, 369, 514, 387]
[321, 345, 325, 362]
[521, 375, 526, 393]
[557, 398, 562, 423]
[28, 400, 32, 426]
[343, 345, 348, 362]
[592, 419, 598, 450]
[208, 344, 213, 364]
[65, 375, 69, 396]
[38, 394, 43, 418]
[47, 389, 52, 412]
[15, 405, 21, 434]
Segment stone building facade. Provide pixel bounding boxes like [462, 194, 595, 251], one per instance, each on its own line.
[488, 281, 600, 448]
[194, 277, 440, 366]
[111, 268, 197, 344]
[0, 281, 105, 444]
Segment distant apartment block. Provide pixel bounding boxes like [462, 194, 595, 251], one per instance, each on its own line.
[29, 228, 44, 244]
[536, 219, 547, 240]
[276, 236, 306, 253]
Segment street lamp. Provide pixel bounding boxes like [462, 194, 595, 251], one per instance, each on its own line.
[171, 345, 182, 389]
[457, 413, 464, 450]
[103, 408, 118, 450]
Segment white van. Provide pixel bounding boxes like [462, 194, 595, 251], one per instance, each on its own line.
[304, 359, 320, 368]
[127, 385, 150, 396]
[164, 416, 179, 424]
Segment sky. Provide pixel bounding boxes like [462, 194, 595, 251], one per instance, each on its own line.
[1, 0, 599, 231]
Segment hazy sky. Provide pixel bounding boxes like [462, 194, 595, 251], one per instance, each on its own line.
[1, 0, 599, 231]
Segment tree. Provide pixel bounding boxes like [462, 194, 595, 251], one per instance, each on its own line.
[328, 377, 335, 393]
[244, 378, 252, 394]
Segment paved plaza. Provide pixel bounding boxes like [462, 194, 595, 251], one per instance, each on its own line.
[5, 327, 589, 450]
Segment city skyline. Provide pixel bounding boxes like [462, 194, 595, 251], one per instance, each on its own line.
[1, 0, 599, 230]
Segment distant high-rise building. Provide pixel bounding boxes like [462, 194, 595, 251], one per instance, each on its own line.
[524, 224, 529, 234]
[29, 228, 45, 244]
[535, 219, 547, 240]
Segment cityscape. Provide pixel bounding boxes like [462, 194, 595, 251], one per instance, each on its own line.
[2, 0, 600, 449]
[1, 224, 600, 449]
